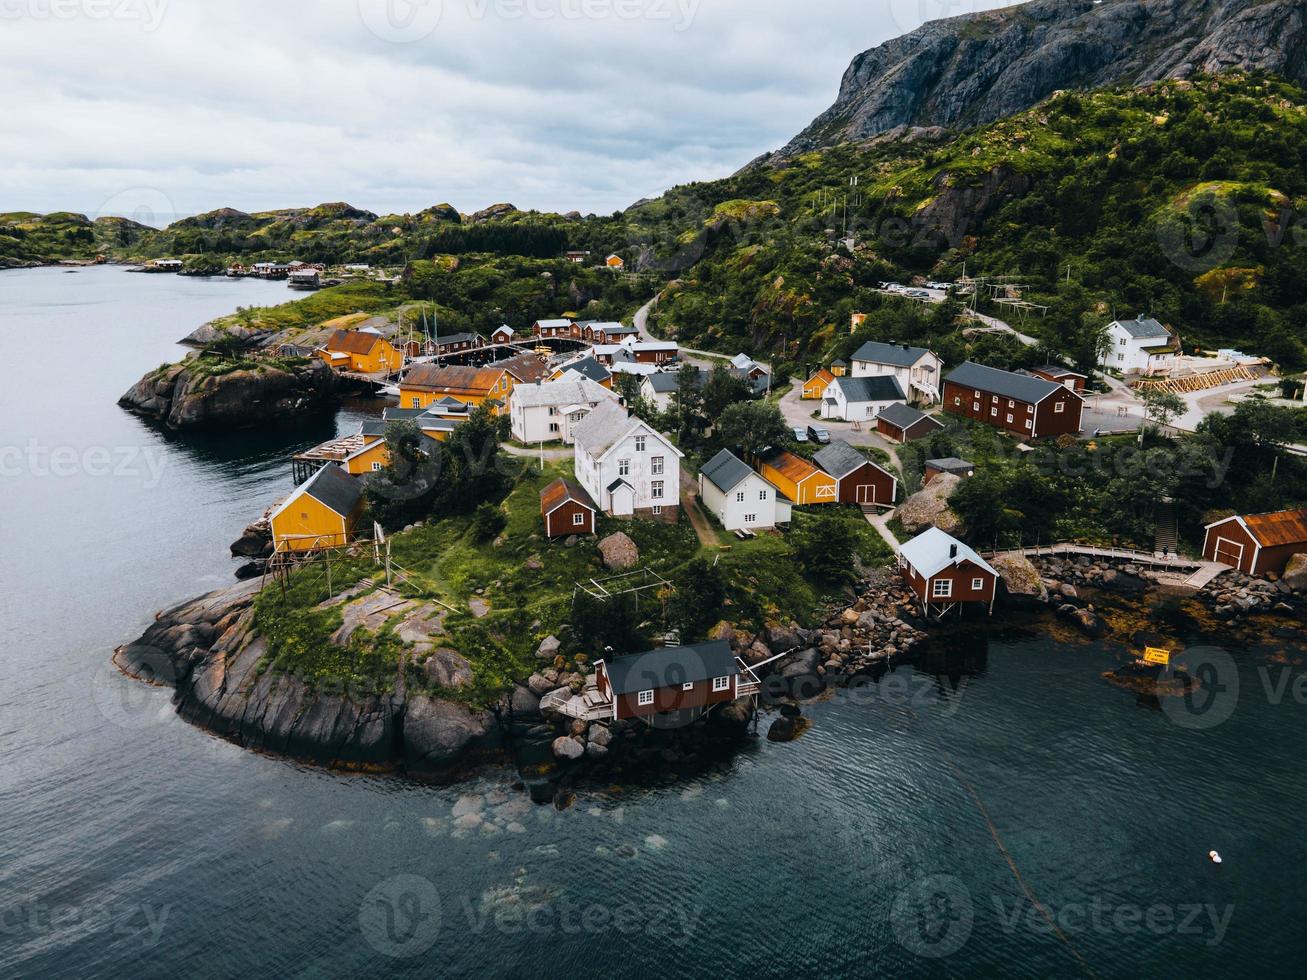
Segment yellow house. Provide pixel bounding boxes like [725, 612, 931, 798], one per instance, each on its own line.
[317, 329, 403, 374]
[399, 364, 512, 414]
[606, 254, 625, 270]
[830, 359, 848, 377]
[802, 368, 835, 400]
[269, 464, 366, 553]
[341, 437, 389, 475]
[851, 312, 867, 333]
[756, 449, 837, 505]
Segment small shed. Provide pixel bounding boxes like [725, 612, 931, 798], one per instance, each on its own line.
[802, 368, 836, 400]
[1202, 509, 1307, 576]
[924, 457, 975, 485]
[877, 403, 945, 444]
[1030, 364, 1087, 393]
[491, 324, 515, 344]
[541, 478, 597, 538]
[269, 465, 365, 553]
[595, 640, 741, 721]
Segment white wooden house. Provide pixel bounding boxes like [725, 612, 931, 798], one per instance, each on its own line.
[850, 341, 944, 404]
[1100, 314, 1180, 374]
[572, 400, 683, 520]
[820, 375, 906, 422]
[699, 449, 791, 531]
[509, 379, 617, 445]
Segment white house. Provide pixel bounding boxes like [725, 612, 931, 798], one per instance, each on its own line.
[1101, 314, 1180, 374]
[509, 379, 617, 445]
[640, 369, 706, 412]
[698, 450, 791, 531]
[572, 399, 683, 521]
[821, 375, 906, 422]
[850, 341, 944, 403]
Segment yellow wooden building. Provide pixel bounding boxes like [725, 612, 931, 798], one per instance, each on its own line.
[317, 329, 403, 375]
[756, 449, 837, 505]
[399, 364, 511, 413]
[802, 368, 835, 400]
[341, 437, 390, 475]
[269, 464, 366, 553]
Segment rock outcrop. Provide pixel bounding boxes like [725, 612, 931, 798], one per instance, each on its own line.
[990, 553, 1048, 607]
[598, 531, 640, 570]
[896, 473, 963, 535]
[774, 0, 1307, 159]
[118, 356, 339, 430]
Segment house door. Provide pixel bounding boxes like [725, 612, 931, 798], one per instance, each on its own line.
[610, 483, 635, 517]
[1213, 536, 1244, 571]
[856, 484, 876, 504]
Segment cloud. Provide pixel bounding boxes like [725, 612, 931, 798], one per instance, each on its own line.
[0, 0, 1008, 221]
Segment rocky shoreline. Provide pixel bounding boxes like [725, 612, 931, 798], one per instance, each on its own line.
[114, 547, 1306, 804]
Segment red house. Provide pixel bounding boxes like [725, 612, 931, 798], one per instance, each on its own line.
[898, 527, 998, 616]
[595, 641, 748, 722]
[876, 403, 946, 444]
[812, 439, 897, 506]
[1029, 364, 1087, 394]
[943, 361, 1083, 438]
[1202, 509, 1307, 576]
[540, 478, 596, 538]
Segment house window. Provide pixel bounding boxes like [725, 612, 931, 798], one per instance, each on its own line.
[652, 456, 664, 475]
[736, 491, 746, 502]
[635, 435, 646, 452]
[572, 512, 585, 526]
[866, 406, 875, 418]
[651, 505, 662, 515]
[410, 397, 420, 408]
[548, 407, 558, 416]
[932, 579, 952, 598]
[549, 423, 560, 433]
[619, 459, 630, 476]
[638, 690, 654, 706]
[744, 514, 757, 524]
[651, 481, 664, 499]
[1117, 353, 1125, 362]
[1008, 400, 1014, 408]
[1006, 414, 1013, 424]
[990, 407, 998, 417]
[713, 676, 730, 692]
[759, 490, 767, 500]
[1054, 402, 1065, 413]
[953, 397, 961, 406]
[971, 577, 984, 590]
[972, 402, 980, 412]
[682, 682, 694, 691]
[1024, 420, 1033, 429]
[991, 394, 998, 402]
[973, 390, 981, 398]
[371, 462, 382, 472]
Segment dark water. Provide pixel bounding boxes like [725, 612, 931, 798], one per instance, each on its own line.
[2, 267, 1306, 979]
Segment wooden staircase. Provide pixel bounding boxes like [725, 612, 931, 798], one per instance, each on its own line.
[1154, 500, 1178, 555]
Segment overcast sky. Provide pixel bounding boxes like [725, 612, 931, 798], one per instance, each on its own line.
[0, 0, 1004, 223]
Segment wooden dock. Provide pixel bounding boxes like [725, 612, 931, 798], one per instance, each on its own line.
[983, 543, 1230, 596]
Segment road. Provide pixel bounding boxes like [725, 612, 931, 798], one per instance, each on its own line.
[634, 294, 769, 370]
[775, 380, 903, 474]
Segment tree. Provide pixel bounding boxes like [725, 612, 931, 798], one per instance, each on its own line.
[364, 420, 442, 531]
[791, 511, 857, 582]
[438, 404, 513, 513]
[470, 502, 507, 541]
[671, 363, 706, 443]
[1140, 388, 1185, 431]
[700, 364, 753, 420]
[714, 400, 790, 459]
[670, 557, 727, 638]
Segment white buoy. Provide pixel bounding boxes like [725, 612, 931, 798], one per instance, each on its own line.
[1209, 850, 1222, 864]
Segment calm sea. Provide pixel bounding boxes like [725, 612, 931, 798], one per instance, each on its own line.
[1, 266, 1305, 978]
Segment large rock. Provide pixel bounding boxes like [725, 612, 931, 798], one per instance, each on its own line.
[598, 532, 639, 570]
[421, 649, 473, 690]
[990, 553, 1048, 606]
[552, 736, 585, 761]
[1282, 553, 1307, 592]
[895, 474, 963, 535]
[404, 696, 499, 775]
[118, 356, 338, 430]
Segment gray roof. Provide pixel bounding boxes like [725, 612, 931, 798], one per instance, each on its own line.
[1034, 364, 1085, 378]
[701, 449, 756, 492]
[813, 439, 878, 479]
[571, 399, 636, 457]
[382, 407, 430, 422]
[925, 457, 974, 473]
[945, 361, 1063, 404]
[603, 640, 737, 695]
[511, 378, 611, 408]
[302, 464, 363, 516]
[562, 357, 611, 383]
[899, 527, 997, 579]
[360, 420, 388, 438]
[832, 375, 905, 403]
[877, 402, 942, 430]
[852, 341, 933, 368]
[436, 332, 483, 347]
[1112, 315, 1170, 339]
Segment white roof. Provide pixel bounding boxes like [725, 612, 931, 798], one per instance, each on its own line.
[609, 362, 659, 376]
[730, 353, 756, 370]
[495, 324, 514, 336]
[571, 400, 683, 461]
[535, 318, 571, 329]
[898, 527, 997, 579]
[510, 378, 613, 409]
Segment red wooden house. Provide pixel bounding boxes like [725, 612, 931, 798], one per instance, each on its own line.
[898, 527, 998, 616]
[943, 361, 1083, 438]
[812, 439, 897, 506]
[876, 402, 945, 444]
[1203, 509, 1307, 576]
[540, 478, 597, 538]
[595, 641, 747, 722]
[1029, 364, 1087, 394]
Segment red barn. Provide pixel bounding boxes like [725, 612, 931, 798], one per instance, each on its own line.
[943, 361, 1083, 438]
[540, 478, 596, 538]
[1030, 364, 1087, 394]
[898, 527, 998, 616]
[1203, 509, 1307, 576]
[812, 439, 897, 506]
[876, 402, 946, 444]
[595, 641, 746, 722]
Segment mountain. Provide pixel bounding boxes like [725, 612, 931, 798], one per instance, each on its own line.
[774, 0, 1307, 159]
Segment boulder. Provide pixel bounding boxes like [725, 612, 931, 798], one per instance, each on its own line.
[552, 736, 585, 761]
[990, 553, 1048, 606]
[895, 473, 964, 535]
[421, 649, 473, 690]
[403, 696, 499, 775]
[588, 724, 612, 747]
[536, 635, 562, 660]
[1282, 553, 1307, 592]
[508, 685, 541, 720]
[598, 532, 639, 570]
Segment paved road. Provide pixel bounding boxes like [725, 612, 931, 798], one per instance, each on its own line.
[634, 294, 770, 371]
[775, 380, 903, 474]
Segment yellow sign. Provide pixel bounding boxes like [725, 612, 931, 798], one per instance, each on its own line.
[1143, 647, 1171, 666]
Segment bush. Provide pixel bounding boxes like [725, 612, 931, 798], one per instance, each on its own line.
[470, 502, 507, 542]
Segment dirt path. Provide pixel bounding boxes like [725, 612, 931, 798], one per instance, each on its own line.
[679, 464, 719, 548]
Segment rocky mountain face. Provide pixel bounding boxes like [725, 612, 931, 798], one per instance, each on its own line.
[776, 0, 1307, 157]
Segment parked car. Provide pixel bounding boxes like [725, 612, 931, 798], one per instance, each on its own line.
[905, 288, 930, 299]
[807, 425, 830, 444]
[791, 427, 809, 443]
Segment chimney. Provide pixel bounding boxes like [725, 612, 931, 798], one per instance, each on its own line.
[949, 543, 958, 559]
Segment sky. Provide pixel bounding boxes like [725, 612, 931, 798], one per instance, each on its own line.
[0, 0, 1007, 223]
